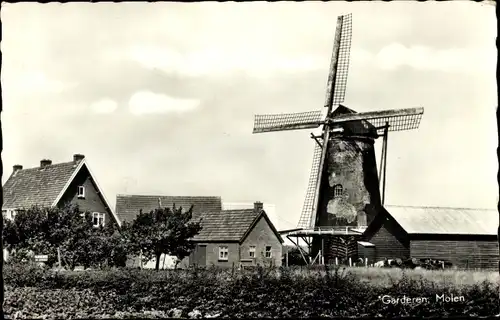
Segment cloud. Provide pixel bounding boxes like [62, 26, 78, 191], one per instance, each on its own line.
[5, 71, 78, 95]
[127, 45, 322, 77]
[90, 98, 118, 114]
[374, 43, 495, 74]
[128, 90, 200, 115]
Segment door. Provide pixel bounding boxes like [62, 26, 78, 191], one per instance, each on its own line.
[197, 245, 207, 266]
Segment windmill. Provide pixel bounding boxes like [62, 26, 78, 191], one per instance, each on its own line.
[252, 14, 424, 265]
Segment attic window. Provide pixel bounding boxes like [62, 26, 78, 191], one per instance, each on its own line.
[249, 246, 256, 258]
[334, 184, 343, 198]
[92, 212, 105, 227]
[265, 246, 272, 258]
[77, 186, 85, 199]
[218, 246, 228, 261]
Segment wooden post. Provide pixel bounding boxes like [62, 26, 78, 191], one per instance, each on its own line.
[365, 258, 368, 267]
[285, 250, 289, 267]
[57, 247, 62, 269]
[382, 122, 389, 205]
[349, 257, 352, 267]
[335, 257, 338, 265]
[321, 237, 325, 265]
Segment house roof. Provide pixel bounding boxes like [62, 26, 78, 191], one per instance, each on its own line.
[193, 209, 259, 242]
[2, 157, 120, 226]
[385, 205, 498, 236]
[193, 209, 284, 243]
[3, 161, 78, 209]
[115, 194, 222, 223]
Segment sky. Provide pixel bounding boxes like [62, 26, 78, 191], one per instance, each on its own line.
[1, 1, 497, 232]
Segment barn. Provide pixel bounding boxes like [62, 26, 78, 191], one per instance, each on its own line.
[362, 205, 499, 270]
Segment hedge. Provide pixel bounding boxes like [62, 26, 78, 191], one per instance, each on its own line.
[3, 263, 499, 318]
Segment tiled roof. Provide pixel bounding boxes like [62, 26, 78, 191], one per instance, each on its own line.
[2, 161, 78, 209]
[115, 194, 223, 223]
[386, 205, 498, 235]
[193, 209, 261, 242]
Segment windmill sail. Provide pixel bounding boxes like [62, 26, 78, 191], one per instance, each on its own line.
[302, 14, 353, 230]
[331, 13, 353, 107]
[253, 110, 324, 134]
[297, 142, 324, 229]
[331, 107, 425, 133]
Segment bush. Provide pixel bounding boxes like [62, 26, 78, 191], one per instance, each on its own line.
[3, 265, 499, 318]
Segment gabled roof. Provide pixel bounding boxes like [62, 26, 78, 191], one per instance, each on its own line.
[385, 205, 498, 236]
[2, 158, 120, 226]
[115, 194, 222, 223]
[193, 209, 284, 243]
[3, 161, 77, 209]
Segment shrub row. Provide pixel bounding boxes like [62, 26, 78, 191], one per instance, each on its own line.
[3, 263, 499, 318]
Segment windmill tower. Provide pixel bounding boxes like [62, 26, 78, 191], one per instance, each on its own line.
[252, 14, 424, 265]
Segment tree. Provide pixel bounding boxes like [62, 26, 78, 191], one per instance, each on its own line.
[125, 205, 202, 270]
[2, 204, 126, 269]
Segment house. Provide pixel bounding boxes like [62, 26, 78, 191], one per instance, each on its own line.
[362, 205, 499, 270]
[182, 201, 284, 268]
[115, 194, 223, 224]
[115, 194, 223, 269]
[2, 154, 119, 227]
[115, 195, 284, 268]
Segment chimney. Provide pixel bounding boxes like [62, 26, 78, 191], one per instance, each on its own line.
[13, 165, 23, 174]
[254, 201, 264, 212]
[40, 159, 52, 168]
[73, 154, 85, 164]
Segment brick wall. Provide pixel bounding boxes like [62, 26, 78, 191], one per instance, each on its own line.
[240, 215, 282, 267]
[202, 243, 240, 267]
[60, 167, 115, 225]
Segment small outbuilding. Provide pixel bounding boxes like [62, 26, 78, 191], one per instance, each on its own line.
[182, 201, 284, 268]
[363, 205, 499, 270]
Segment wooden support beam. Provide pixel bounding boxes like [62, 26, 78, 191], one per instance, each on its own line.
[378, 129, 386, 185]
[310, 133, 323, 148]
[382, 122, 389, 205]
[311, 251, 321, 265]
[287, 235, 309, 265]
[302, 236, 312, 248]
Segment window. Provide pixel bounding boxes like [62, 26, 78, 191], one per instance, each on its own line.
[334, 184, 343, 198]
[92, 212, 105, 227]
[249, 246, 256, 258]
[218, 246, 228, 261]
[265, 246, 272, 258]
[3, 209, 17, 221]
[77, 186, 85, 199]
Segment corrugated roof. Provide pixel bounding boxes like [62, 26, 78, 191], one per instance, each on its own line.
[2, 161, 78, 209]
[193, 209, 260, 242]
[115, 194, 223, 223]
[385, 205, 498, 235]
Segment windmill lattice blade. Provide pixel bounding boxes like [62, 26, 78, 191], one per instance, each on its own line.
[253, 110, 323, 134]
[297, 141, 324, 229]
[331, 107, 425, 132]
[332, 13, 353, 106]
